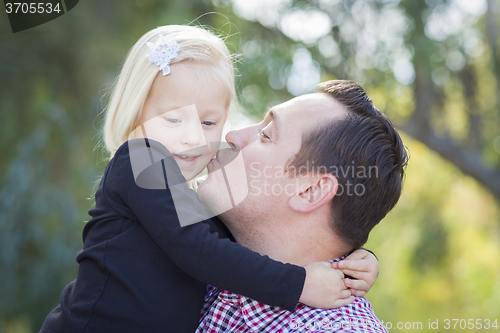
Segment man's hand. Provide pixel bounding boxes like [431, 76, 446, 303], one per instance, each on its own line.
[331, 249, 379, 297]
[299, 262, 354, 309]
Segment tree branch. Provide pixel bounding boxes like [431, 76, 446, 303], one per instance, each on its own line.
[401, 122, 500, 201]
[459, 65, 482, 147]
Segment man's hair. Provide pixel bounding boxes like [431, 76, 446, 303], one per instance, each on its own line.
[288, 80, 408, 249]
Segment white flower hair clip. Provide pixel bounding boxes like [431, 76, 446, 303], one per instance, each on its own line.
[146, 34, 180, 76]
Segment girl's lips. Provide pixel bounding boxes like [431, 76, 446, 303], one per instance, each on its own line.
[173, 154, 201, 167]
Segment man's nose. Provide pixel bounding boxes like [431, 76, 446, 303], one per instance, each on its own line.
[225, 125, 256, 150]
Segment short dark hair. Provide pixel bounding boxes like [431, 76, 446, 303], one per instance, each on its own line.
[288, 80, 408, 249]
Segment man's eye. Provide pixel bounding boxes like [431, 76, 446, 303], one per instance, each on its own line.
[259, 129, 270, 141]
[202, 121, 217, 126]
[166, 118, 180, 124]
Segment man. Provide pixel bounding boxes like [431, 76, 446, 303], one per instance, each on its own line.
[196, 80, 408, 332]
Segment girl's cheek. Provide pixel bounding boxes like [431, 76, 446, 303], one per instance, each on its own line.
[207, 129, 223, 142]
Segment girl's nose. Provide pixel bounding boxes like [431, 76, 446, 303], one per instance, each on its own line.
[182, 122, 205, 147]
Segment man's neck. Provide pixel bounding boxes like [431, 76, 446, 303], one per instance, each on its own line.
[226, 215, 351, 266]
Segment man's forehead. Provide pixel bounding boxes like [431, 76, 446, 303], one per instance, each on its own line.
[266, 93, 348, 122]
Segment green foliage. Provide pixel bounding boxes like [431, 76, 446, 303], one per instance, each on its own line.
[365, 137, 500, 328]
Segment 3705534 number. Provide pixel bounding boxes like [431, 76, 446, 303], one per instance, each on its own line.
[443, 319, 498, 330]
[5, 2, 61, 14]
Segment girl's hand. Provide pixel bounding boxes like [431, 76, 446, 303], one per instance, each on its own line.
[299, 262, 354, 309]
[331, 249, 379, 297]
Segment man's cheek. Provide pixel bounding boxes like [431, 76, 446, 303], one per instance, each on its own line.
[201, 149, 249, 216]
[249, 179, 261, 197]
[221, 152, 248, 205]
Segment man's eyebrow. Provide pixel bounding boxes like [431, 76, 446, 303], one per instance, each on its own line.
[266, 109, 279, 127]
[269, 109, 276, 121]
[266, 108, 280, 141]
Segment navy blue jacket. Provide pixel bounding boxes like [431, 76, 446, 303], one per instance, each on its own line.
[40, 139, 305, 333]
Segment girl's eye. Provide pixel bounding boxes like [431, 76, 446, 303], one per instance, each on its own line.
[202, 121, 217, 126]
[166, 118, 180, 124]
[259, 129, 271, 141]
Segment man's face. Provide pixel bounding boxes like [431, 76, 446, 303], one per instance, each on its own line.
[197, 93, 348, 224]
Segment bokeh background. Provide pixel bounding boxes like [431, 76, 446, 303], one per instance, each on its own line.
[1, 0, 500, 332]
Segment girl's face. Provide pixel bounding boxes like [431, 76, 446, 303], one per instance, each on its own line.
[135, 62, 229, 181]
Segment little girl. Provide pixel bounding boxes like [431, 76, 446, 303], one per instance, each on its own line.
[40, 25, 377, 333]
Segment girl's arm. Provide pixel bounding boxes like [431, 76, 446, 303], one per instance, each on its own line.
[105, 140, 351, 311]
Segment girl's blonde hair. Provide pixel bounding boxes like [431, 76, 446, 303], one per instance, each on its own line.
[103, 25, 236, 160]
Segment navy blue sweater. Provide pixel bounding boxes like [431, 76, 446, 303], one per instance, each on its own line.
[40, 139, 305, 333]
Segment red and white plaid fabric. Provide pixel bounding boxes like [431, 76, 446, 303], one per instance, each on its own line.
[197, 289, 387, 333]
[197, 264, 388, 333]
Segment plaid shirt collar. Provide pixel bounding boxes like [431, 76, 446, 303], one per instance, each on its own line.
[199, 254, 351, 322]
[215, 291, 289, 331]
[197, 253, 388, 333]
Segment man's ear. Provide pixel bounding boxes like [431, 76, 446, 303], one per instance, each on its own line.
[288, 173, 338, 213]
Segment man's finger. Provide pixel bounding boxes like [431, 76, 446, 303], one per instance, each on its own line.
[331, 296, 355, 309]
